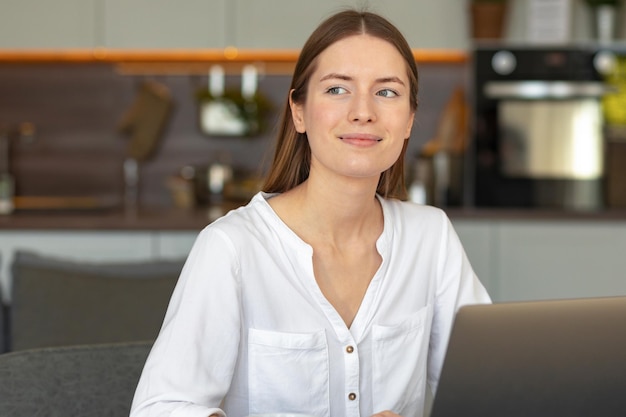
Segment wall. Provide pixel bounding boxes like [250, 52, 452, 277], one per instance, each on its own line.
[2, 0, 626, 50]
[0, 0, 473, 50]
[0, 63, 468, 207]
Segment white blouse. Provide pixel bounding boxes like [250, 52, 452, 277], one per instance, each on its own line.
[130, 192, 491, 417]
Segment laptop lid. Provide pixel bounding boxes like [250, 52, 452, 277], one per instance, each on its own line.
[430, 296, 626, 417]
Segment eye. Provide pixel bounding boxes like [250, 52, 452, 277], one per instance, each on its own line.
[326, 86, 348, 95]
[377, 89, 399, 98]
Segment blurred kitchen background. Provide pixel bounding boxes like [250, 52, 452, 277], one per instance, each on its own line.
[2, 0, 626, 352]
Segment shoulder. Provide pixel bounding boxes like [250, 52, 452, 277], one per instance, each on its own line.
[378, 198, 458, 250]
[197, 192, 279, 244]
[380, 197, 449, 227]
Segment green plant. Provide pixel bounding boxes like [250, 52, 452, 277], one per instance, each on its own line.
[195, 88, 274, 137]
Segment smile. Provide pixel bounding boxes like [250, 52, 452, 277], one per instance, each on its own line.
[339, 133, 383, 143]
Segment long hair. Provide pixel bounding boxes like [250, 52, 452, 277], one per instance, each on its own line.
[262, 9, 419, 199]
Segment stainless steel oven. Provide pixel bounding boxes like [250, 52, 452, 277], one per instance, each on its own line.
[471, 46, 616, 210]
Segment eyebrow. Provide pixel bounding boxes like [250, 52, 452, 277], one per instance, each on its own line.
[319, 73, 406, 86]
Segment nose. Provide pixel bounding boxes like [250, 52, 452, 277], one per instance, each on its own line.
[348, 94, 376, 123]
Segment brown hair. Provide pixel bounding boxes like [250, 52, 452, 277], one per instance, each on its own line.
[262, 9, 418, 199]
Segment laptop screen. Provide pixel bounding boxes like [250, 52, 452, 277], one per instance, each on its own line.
[429, 296, 626, 417]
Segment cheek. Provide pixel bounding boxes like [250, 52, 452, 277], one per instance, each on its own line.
[303, 105, 339, 136]
[392, 111, 414, 139]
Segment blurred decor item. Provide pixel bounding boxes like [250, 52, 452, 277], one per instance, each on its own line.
[601, 55, 626, 126]
[605, 125, 626, 208]
[167, 160, 261, 209]
[0, 122, 36, 215]
[416, 87, 469, 207]
[196, 65, 273, 137]
[118, 80, 174, 210]
[195, 158, 233, 205]
[166, 175, 195, 209]
[585, 0, 622, 42]
[469, 0, 509, 40]
[527, 0, 572, 44]
[0, 133, 14, 215]
[118, 80, 173, 161]
[12, 195, 118, 211]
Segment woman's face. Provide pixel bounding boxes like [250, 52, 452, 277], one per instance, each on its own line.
[290, 34, 415, 187]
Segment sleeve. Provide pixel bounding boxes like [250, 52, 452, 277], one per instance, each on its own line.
[130, 225, 242, 417]
[426, 212, 491, 395]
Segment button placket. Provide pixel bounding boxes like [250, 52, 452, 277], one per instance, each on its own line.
[343, 342, 360, 417]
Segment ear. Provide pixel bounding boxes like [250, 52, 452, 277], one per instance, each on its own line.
[404, 111, 415, 139]
[289, 89, 306, 133]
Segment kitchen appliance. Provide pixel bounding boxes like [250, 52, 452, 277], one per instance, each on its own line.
[471, 46, 616, 210]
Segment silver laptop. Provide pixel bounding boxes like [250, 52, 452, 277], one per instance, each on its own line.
[430, 296, 626, 417]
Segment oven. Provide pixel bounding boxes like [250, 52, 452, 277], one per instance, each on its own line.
[471, 46, 617, 210]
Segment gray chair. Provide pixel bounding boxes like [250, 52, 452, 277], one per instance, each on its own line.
[9, 250, 183, 351]
[0, 341, 152, 417]
[0, 254, 4, 353]
[0, 286, 5, 354]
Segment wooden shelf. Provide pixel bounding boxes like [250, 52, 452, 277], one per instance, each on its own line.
[0, 48, 468, 75]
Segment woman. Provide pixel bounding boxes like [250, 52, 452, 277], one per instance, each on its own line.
[130, 9, 490, 417]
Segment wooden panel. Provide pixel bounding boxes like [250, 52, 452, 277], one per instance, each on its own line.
[0, 48, 468, 74]
[0, 64, 287, 207]
[0, 61, 468, 208]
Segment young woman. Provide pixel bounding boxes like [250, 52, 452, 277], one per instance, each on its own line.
[130, 9, 490, 417]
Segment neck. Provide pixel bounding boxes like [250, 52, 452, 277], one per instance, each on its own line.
[280, 173, 382, 246]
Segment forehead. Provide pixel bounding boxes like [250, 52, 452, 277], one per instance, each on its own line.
[313, 34, 409, 79]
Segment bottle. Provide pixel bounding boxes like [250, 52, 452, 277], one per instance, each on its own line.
[409, 159, 429, 205]
[0, 172, 14, 215]
[0, 133, 14, 214]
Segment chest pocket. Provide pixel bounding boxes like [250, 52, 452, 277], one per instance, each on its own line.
[248, 328, 330, 417]
[371, 305, 432, 417]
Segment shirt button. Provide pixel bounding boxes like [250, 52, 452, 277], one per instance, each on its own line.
[346, 345, 354, 354]
[348, 393, 357, 401]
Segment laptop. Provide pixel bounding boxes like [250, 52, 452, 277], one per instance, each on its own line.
[429, 296, 626, 417]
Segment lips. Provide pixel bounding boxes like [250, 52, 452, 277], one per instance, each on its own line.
[339, 133, 382, 143]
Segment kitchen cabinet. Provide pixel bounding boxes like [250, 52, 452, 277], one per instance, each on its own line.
[102, 0, 227, 48]
[0, 0, 97, 48]
[361, 0, 470, 50]
[3, 0, 624, 51]
[0, 0, 472, 50]
[452, 219, 626, 303]
[153, 231, 198, 259]
[0, 0, 226, 50]
[232, 0, 470, 49]
[452, 220, 497, 297]
[495, 221, 626, 302]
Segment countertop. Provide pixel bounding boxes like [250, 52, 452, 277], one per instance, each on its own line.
[0, 204, 237, 231]
[2, 203, 626, 231]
